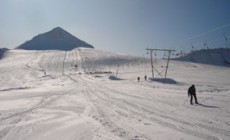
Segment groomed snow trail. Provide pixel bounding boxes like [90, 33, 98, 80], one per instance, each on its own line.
[0, 49, 230, 140]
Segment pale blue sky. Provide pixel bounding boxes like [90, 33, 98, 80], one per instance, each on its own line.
[1, 0, 230, 56]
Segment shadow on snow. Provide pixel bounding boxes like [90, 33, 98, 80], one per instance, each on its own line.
[198, 103, 220, 109]
[149, 78, 178, 84]
[109, 75, 124, 80]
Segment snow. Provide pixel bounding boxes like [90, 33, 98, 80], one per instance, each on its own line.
[175, 48, 230, 67]
[0, 48, 230, 140]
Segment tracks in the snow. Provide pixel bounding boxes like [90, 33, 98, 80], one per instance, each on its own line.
[75, 75, 223, 140]
[59, 50, 223, 140]
[1, 50, 228, 140]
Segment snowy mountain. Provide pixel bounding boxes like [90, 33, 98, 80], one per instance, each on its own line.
[16, 27, 94, 51]
[0, 48, 230, 140]
[175, 48, 230, 67]
[0, 48, 8, 59]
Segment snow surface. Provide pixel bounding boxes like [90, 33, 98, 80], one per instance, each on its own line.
[0, 48, 230, 140]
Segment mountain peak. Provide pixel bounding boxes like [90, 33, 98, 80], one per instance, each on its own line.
[16, 27, 94, 51]
[52, 27, 63, 30]
[50, 27, 68, 34]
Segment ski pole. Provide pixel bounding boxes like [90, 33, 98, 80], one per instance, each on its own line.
[183, 96, 189, 105]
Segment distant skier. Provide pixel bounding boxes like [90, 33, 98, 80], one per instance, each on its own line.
[188, 84, 198, 105]
[137, 77, 140, 82]
[144, 75, 147, 81]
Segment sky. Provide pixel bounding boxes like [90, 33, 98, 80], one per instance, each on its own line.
[0, 0, 230, 56]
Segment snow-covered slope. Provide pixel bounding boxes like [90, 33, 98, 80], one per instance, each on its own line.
[0, 48, 229, 140]
[175, 48, 230, 67]
[16, 27, 94, 51]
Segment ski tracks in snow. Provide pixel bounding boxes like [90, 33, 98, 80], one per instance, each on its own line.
[76, 72, 229, 140]
[64, 50, 229, 140]
[1, 49, 230, 140]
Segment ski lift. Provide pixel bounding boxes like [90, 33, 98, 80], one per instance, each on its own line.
[224, 33, 228, 41]
[204, 40, 208, 50]
[162, 51, 166, 59]
[224, 33, 228, 48]
[154, 51, 157, 62]
[146, 48, 176, 79]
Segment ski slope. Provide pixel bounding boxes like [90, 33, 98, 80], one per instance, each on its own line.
[0, 48, 230, 140]
[176, 48, 230, 67]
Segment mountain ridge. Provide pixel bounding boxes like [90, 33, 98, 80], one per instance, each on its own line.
[16, 27, 94, 51]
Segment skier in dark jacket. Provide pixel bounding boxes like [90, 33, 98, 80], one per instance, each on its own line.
[188, 84, 198, 105]
[137, 77, 140, 82]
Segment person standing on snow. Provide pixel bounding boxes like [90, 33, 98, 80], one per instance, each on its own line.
[188, 84, 198, 105]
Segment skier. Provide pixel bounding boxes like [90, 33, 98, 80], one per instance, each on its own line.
[144, 75, 147, 81]
[188, 84, 198, 105]
[137, 77, 140, 82]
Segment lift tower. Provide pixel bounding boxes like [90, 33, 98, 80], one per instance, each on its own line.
[146, 48, 176, 79]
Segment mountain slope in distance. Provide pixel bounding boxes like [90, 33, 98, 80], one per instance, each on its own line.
[16, 27, 94, 51]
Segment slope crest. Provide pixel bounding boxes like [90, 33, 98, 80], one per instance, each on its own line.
[175, 48, 230, 67]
